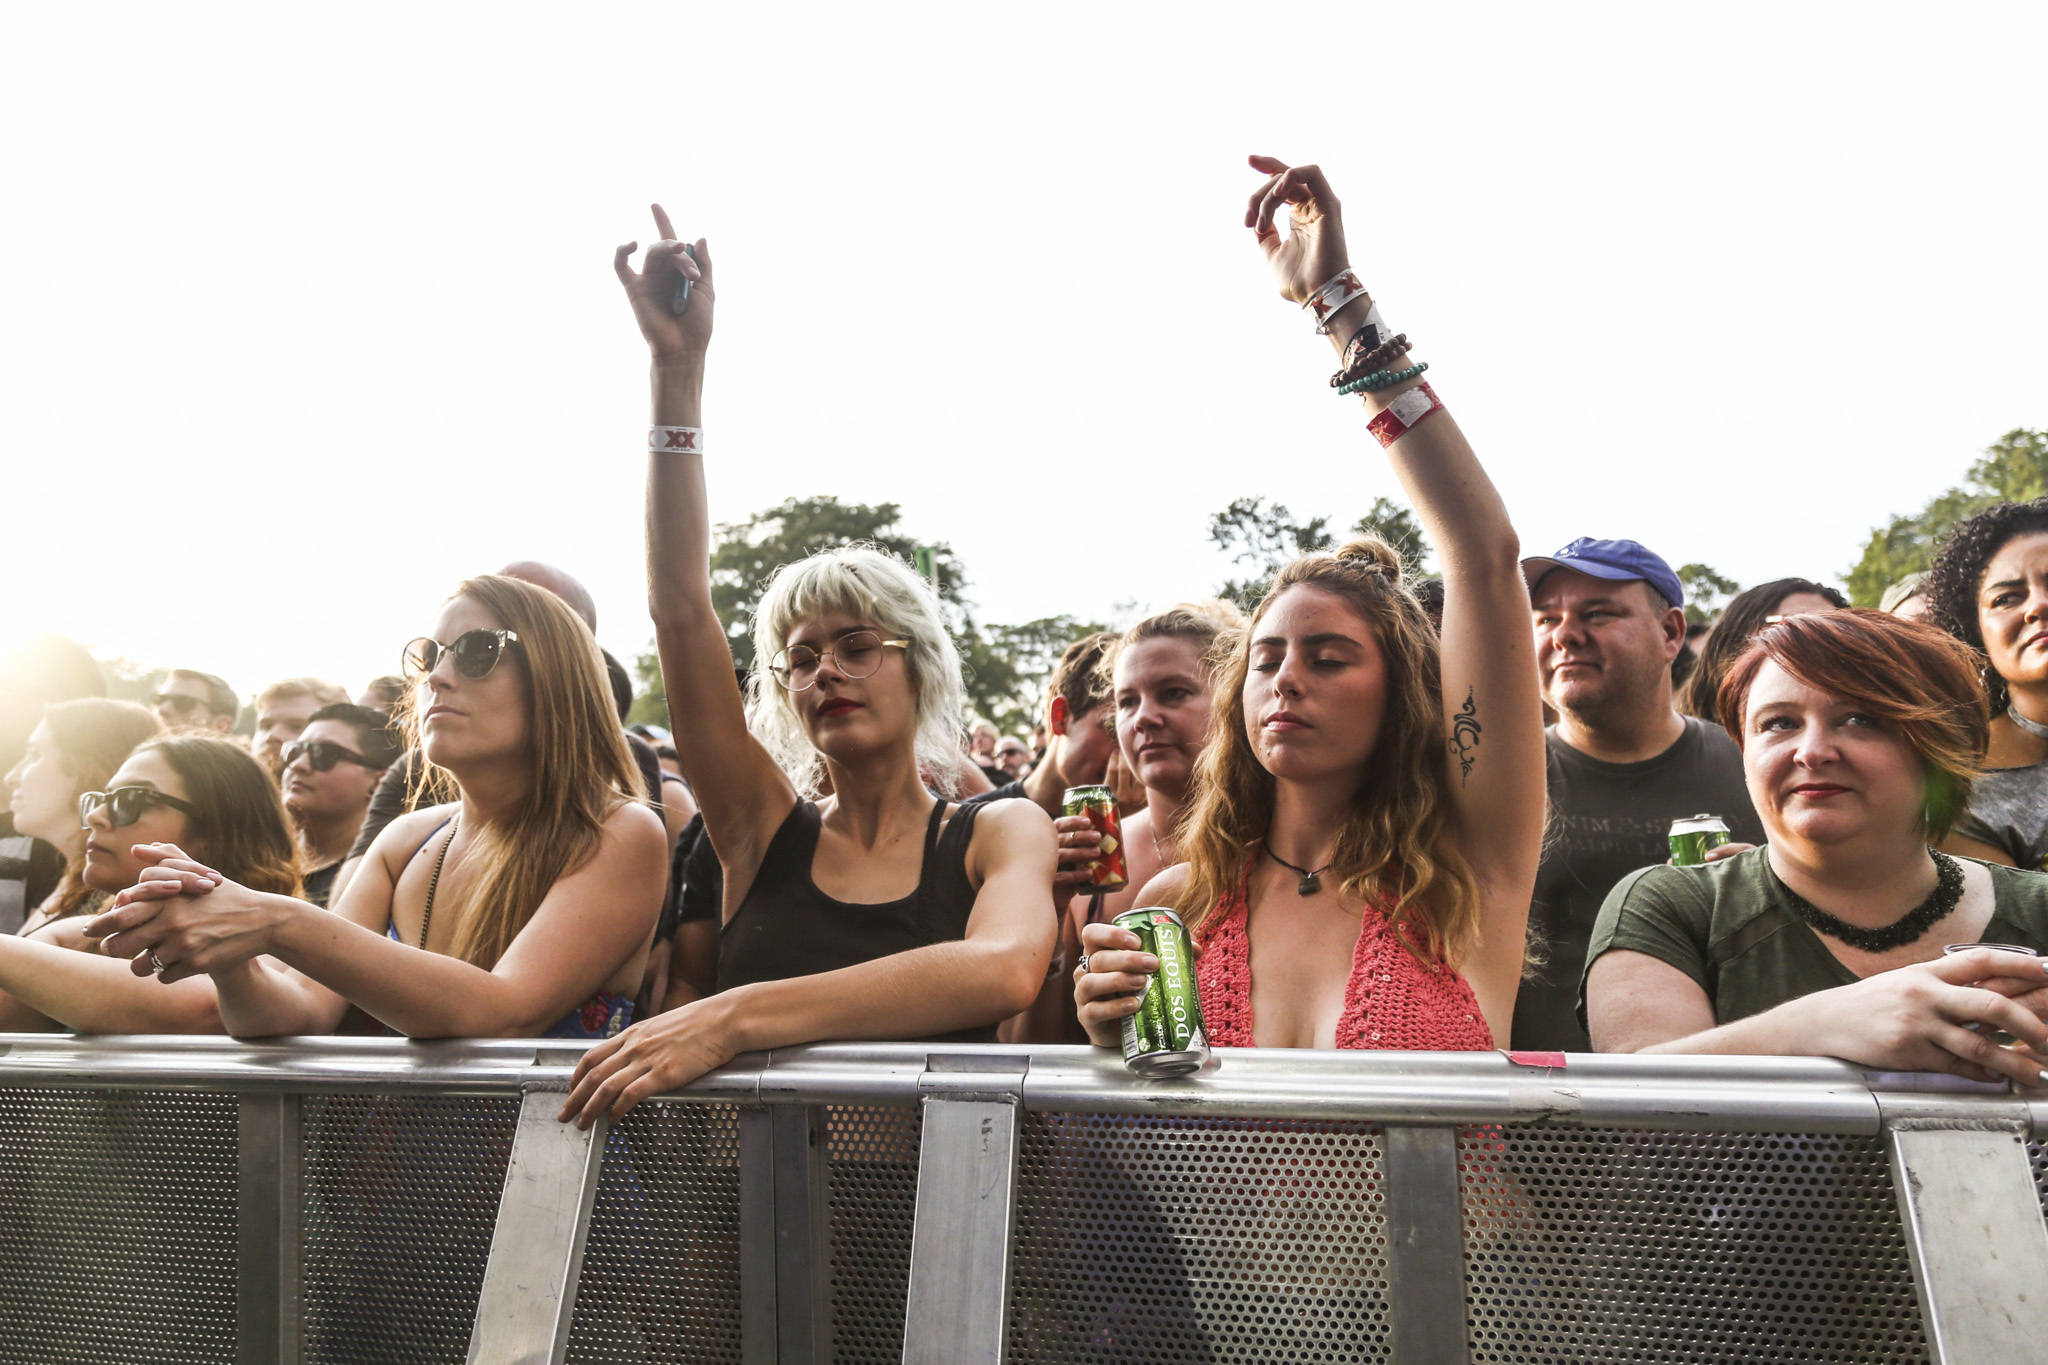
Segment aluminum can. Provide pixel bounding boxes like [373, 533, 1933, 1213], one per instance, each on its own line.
[1062, 785, 1129, 892]
[1112, 907, 1209, 1077]
[1668, 814, 1732, 867]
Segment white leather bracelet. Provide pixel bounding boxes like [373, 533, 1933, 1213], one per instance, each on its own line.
[649, 425, 703, 454]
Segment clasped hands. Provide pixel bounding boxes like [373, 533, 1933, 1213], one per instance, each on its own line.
[83, 843, 273, 984]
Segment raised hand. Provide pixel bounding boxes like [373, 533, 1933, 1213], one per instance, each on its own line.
[1244, 154, 1351, 306]
[614, 204, 714, 361]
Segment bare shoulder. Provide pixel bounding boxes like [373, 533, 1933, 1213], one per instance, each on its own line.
[593, 800, 669, 870]
[962, 797, 1055, 873]
[372, 804, 458, 861]
[1135, 862, 1191, 907]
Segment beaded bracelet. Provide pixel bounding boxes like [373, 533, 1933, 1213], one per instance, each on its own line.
[1336, 361, 1429, 398]
[1330, 333, 1411, 388]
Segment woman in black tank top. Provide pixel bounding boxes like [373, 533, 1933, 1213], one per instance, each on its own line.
[563, 212, 1059, 1126]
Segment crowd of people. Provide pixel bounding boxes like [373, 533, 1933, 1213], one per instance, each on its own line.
[5, 156, 2047, 1133]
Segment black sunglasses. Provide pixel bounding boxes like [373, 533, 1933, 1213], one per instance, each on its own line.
[146, 692, 208, 715]
[281, 738, 387, 773]
[79, 785, 200, 830]
[401, 628, 522, 681]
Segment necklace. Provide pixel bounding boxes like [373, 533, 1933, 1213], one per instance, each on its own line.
[1264, 844, 1334, 897]
[1772, 849, 1964, 953]
[2008, 705, 2048, 741]
[419, 815, 460, 949]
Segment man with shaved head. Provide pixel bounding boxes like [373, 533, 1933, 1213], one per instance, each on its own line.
[498, 560, 598, 632]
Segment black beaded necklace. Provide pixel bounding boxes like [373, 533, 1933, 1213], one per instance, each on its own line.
[1772, 849, 1965, 953]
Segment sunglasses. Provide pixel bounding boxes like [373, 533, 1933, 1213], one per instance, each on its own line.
[281, 738, 386, 772]
[79, 785, 200, 830]
[401, 628, 522, 681]
[768, 630, 911, 692]
[147, 692, 209, 715]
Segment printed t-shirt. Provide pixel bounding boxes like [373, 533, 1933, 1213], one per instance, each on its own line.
[1516, 717, 1765, 1052]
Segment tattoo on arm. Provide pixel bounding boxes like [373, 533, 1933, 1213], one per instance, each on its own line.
[1449, 688, 1483, 785]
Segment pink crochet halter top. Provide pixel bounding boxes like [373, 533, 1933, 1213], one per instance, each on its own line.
[1194, 881, 1494, 1051]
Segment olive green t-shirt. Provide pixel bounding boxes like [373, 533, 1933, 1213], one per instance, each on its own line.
[1578, 848, 2048, 1031]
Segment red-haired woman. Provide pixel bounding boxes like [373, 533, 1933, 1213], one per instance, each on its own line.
[1075, 158, 1545, 1052]
[1584, 609, 2048, 1083]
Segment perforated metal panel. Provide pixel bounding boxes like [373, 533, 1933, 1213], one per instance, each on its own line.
[1009, 1113, 1390, 1363]
[2030, 1138, 2048, 1219]
[825, 1103, 922, 1363]
[565, 1101, 744, 1364]
[0, 1088, 238, 1365]
[1460, 1127, 1928, 1363]
[300, 1094, 518, 1365]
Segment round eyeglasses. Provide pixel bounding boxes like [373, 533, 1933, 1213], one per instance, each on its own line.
[768, 630, 911, 692]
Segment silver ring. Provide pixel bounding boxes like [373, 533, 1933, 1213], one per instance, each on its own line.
[147, 951, 168, 976]
[1077, 954, 1091, 974]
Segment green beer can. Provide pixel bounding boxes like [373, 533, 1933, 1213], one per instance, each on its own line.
[1669, 813, 1731, 867]
[1111, 907, 1210, 1077]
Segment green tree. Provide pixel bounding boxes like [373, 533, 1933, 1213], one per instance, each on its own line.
[1208, 494, 1435, 610]
[958, 614, 1109, 739]
[1844, 428, 2048, 606]
[1675, 563, 1741, 626]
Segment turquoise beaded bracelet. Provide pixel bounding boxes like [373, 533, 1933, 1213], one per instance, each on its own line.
[1336, 361, 1429, 397]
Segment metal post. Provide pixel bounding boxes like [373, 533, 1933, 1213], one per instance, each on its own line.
[901, 1094, 1021, 1365]
[772, 1104, 833, 1365]
[1381, 1124, 1470, 1365]
[1886, 1121, 2048, 1363]
[466, 1089, 607, 1365]
[739, 1106, 779, 1362]
[237, 1092, 302, 1365]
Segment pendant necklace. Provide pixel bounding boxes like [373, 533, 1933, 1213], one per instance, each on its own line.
[2008, 705, 2048, 741]
[1771, 849, 1964, 953]
[1264, 844, 1335, 897]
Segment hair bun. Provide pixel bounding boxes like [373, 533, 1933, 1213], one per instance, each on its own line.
[1333, 536, 1404, 581]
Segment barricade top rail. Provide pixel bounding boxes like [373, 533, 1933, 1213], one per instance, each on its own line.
[0, 1032, 2042, 1134]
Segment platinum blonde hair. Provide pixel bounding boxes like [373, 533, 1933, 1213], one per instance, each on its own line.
[745, 544, 967, 798]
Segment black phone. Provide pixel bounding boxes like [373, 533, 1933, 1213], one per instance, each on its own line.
[671, 242, 696, 316]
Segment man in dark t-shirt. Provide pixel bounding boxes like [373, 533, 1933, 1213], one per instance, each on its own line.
[1516, 538, 1766, 1051]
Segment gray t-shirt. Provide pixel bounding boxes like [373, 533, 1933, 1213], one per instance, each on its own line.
[1513, 717, 1766, 1052]
[1956, 763, 2048, 871]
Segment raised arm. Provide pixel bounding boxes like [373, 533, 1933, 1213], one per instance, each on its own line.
[1247, 156, 1545, 1014]
[621, 207, 797, 891]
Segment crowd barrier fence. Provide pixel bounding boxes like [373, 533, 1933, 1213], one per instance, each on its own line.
[0, 1035, 2044, 1364]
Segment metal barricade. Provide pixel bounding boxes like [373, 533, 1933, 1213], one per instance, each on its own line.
[0, 1035, 2043, 1364]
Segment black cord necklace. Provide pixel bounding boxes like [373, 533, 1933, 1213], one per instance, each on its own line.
[1772, 849, 1965, 953]
[1265, 845, 1334, 896]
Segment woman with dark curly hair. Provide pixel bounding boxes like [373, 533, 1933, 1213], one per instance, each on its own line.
[1678, 577, 1848, 725]
[1925, 498, 2048, 869]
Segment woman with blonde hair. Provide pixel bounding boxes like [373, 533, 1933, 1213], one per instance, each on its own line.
[90, 574, 670, 1040]
[1075, 158, 1544, 1051]
[0, 731, 296, 1031]
[559, 206, 1056, 1125]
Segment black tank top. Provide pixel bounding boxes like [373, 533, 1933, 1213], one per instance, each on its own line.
[717, 798, 996, 1043]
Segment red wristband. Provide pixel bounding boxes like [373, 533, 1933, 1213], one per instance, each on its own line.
[1366, 381, 1444, 448]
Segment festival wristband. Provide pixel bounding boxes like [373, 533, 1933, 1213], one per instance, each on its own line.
[1302, 271, 1371, 335]
[1366, 381, 1445, 448]
[649, 425, 704, 454]
[1340, 302, 1393, 356]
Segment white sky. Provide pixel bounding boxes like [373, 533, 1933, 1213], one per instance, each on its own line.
[4, 3, 2043, 699]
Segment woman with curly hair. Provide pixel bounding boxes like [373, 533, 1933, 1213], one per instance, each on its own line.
[1074, 158, 1544, 1051]
[1677, 577, 1847, 725]
[1925, 498, 2048, 869]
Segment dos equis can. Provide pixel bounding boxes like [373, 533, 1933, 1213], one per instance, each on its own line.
[1062, 785, 1129, 892]
[1669, 813, 1731, 866]
[1111, 907, 1209, 1077]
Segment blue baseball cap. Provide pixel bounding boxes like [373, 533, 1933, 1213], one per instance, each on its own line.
[1521, 537, 1685, 609]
